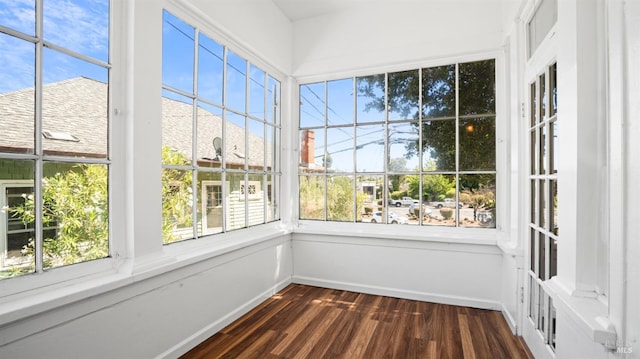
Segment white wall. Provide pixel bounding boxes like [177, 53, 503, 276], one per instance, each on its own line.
[291, 1, 511, 78]
[0, 236, 293, 359]
[292, 234, 503, 310]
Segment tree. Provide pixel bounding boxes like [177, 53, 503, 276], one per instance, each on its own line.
[358, 60, 496, 172]
[12, 164, 109, 269]
[299, 176, 367, 221]
[161, 146, 194, 244]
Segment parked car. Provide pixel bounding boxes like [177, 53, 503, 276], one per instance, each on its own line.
[370, 211, 409, 224]
[431, 198, 463, 209]
[388, 197, 417, 207]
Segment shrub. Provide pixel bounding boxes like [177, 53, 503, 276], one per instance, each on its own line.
[440, 208, 454, 220]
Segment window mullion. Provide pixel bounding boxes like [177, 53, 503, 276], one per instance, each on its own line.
[191, 30, 199, 239]
[454, 63, 460, 227]
[33, 0, 44, 274]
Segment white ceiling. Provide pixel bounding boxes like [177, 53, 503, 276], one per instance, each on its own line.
[272, 0, 523, 22]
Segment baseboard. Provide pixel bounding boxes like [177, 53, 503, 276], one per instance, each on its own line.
[501, 303, 518, 334]
[157, 277, 292, 359]
[292, 275, 502, 311]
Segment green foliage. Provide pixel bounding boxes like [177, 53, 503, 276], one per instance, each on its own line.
[460, 185, 495, 222]
[162, 147, 193, 244]
[358, 60, 496, 172]
[407, 174, 455, 202]
[12, 164, 109, 268]
[299, 176, 367, 222]
[389, 190, 407, 200]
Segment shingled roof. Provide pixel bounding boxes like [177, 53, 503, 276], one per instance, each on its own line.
[0, 77, 269, 167]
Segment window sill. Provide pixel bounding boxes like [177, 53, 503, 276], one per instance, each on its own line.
[0, 223, 290, 334]
[294, 220, 499, 246]
[545, 277, 616, 350]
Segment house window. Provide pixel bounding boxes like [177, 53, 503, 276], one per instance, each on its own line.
[0, 1, 111, 279]
[299, 59, 496, 227]
[527, 0, 557, 58]
[528, 62, 557, 350]
[161, 11, 281, 244]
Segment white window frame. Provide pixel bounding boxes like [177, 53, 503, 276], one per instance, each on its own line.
[294, 51, 507, 244]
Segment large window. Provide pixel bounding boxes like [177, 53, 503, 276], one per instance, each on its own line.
[299, 60, 496, 228]
[0, 1, 111, 279]
[161, 11, 281, 244]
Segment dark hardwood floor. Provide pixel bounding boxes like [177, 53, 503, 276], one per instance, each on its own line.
[181, 284, 533, 359]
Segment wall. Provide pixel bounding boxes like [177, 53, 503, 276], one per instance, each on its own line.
[291, 1, 511, 78]
[0, 236, 293, 358]
[292, 233, 503, 310]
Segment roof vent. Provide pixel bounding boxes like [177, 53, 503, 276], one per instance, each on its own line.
[42, 130, 80, 142]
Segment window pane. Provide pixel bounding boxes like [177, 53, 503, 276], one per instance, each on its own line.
[422, 174, 456, 227]
[0, 1, 35, 35]
[459, 174, 495, 228]
[299, 175, 325, 220]
[459, 117, 495, 171]
[356, 75, 384, 123]
[43, 0, 109, 62]
[299, 129, 324, 173]
[162, 11, 194, 94]
[422, 119, 455, 171]
[327, 176, 355, 222]
[358, 175, 382, 222]
[0, 33, 35, 154]
[247, 174, 265, 226]
[356, 124, 384, 172]
[265, 125, 277, 172]
[162, 90, 193, 166]
[459, 60, 495, 115]
[550, 179, 558, 235]
[327, 78, 353, 126]
[226, 50, 246, 113]
[41, 162, 109, 269]
[389, 122, 419, 173]
[267, 174, 278, 222]
[422, 64, 456, 119]
[300, 82, 325, 128]
[196, 102, 223, 168]
[326, 127, 354, 173]
[267, 76, 280, 124]
[249, 65, 265, 119]
[162, 168, 193, 244]
[388, 69, 419, 121]
[42, 48, 108, 158]
[539, 179, 547, 229]
[225, 111, 246, 169]
[198, 172, 223, 236]
[197, 34, 223, 104]
[0, 160, 35, 279]
[227, 173, 246, 230]
[551, 120, 558, 174]
[248, 119, 265, 170]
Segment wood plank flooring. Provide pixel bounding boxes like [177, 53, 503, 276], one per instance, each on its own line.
[181, 284, 533, 359]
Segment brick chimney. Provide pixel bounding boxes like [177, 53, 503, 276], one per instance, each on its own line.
[300, 129, 315, 166]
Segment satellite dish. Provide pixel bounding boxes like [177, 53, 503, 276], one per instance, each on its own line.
[213, 137, 222, 161]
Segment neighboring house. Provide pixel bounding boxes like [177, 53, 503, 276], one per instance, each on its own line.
[0, 77, 271, 265]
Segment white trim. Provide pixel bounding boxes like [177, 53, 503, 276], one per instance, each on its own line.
[292, 275, 501, 311]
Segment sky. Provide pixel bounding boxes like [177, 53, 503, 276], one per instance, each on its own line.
[0, 0, 109, 94]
